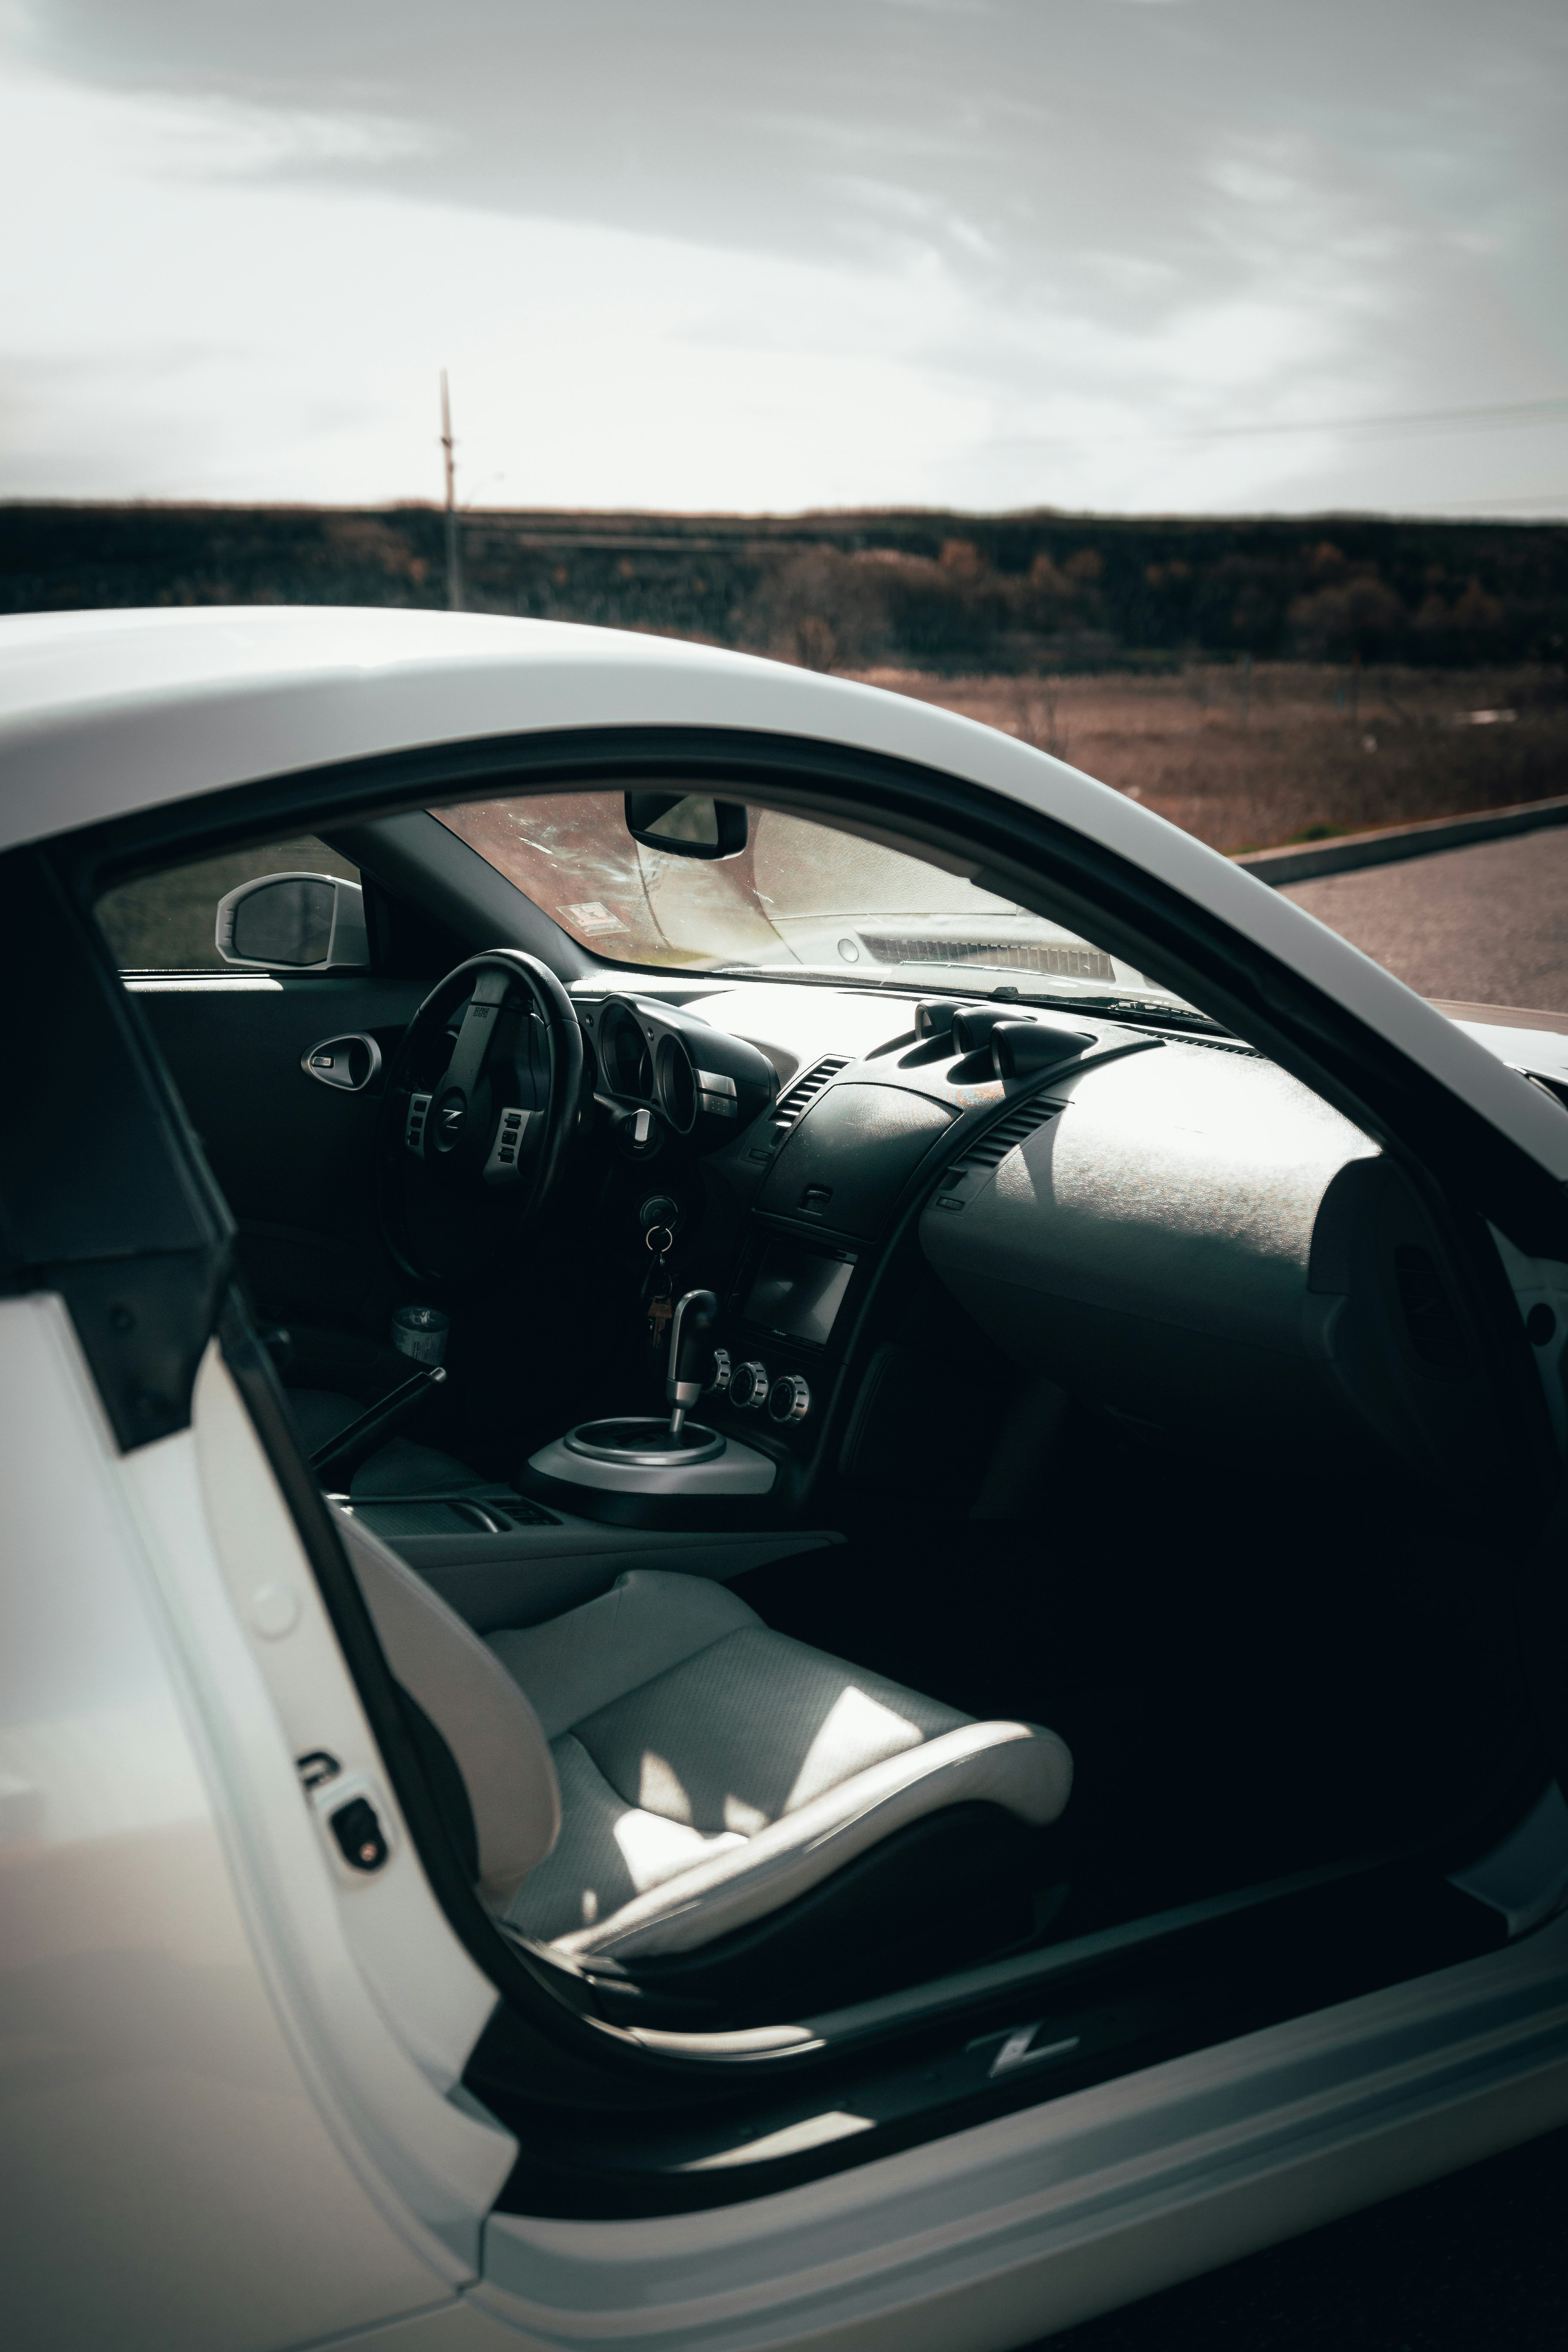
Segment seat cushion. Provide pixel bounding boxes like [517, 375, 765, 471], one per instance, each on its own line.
[487, 1569, 1073, 1960]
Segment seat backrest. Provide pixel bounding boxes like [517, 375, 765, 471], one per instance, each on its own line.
[334, 1506, 561, 1907]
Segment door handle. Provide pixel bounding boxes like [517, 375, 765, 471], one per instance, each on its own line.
[300, 1033, 383, 1092]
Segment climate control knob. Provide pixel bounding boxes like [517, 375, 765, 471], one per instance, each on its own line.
[729, 1359, 769, 1412]
[704, 1346, 732, 1395]
[767, 1373, 812, 1425]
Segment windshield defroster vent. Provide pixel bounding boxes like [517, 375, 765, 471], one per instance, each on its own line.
[861, 937, 1118, 981]
[931, 1093, 1063, 1210]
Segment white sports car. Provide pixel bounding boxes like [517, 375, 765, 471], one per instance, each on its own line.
[4, 606, 1568, 2352]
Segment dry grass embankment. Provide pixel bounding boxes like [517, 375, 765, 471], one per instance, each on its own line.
[855, 663, 1568, 854]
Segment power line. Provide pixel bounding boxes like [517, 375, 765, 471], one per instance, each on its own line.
[994, 392, 1568, 453]
[1412, 487, 1568, 512]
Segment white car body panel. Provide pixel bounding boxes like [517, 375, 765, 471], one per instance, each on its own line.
[0, 1294, 513, 2343]
[472, 1918, 1568, 2352]
[1, 604, 1564, 1185]
[5, 606, 1568, 2349]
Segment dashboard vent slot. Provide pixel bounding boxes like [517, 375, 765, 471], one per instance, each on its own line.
[861, 937, 1118, 982]
[933, 1094, 1062, 1207]
[1170, 1032, 1260, 1057]
[772, 1055, 851, 1133]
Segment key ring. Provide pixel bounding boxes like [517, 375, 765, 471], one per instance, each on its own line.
[645, 1224, 674, 1256]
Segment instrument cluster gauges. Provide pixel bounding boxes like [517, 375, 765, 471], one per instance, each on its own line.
[597, 1001, 654, 1099]
[655, 1033, 697, 1133]
[593, 994, 776, 1145]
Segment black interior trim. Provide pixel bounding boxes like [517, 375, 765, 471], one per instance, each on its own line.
[0, 843, 233, 1445]
[331, 809, 596, 982]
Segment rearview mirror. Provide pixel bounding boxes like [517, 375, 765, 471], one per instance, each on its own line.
[216, 873, 370, 970]
[624, 792, 748, 861]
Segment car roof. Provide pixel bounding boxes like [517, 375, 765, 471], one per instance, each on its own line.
[0, 603, 1020, 858]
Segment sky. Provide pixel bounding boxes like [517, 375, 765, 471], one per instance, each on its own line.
[2, 0, 1565, 517]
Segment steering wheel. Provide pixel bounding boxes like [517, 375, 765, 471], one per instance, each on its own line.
[377, 949, 585, 1288]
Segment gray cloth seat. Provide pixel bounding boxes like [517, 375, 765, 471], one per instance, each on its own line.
[338, 1513, 1074, 1984]
[288, 1385, 482, 1497]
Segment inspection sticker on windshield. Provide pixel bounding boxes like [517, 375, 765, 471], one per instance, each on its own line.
[564, 900, 627, 934]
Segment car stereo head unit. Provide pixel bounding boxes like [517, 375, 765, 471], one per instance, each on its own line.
[741, 1237, 856, 1351]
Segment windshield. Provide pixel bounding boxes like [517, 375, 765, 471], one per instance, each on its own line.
[435, 790, 1202, 1017]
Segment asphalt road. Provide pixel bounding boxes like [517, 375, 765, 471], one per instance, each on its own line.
[1023, 2118, 1568, 2351]
[1282, 825, 1568, 1015]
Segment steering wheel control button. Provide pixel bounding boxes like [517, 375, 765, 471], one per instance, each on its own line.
[391, 1304, 449, 1365]
[484, 1106, 534, 1184]
[329, 1795, 390, 1875]
[706, 1346, 733, 1394]
[404, 1091, 432, 1154]
[250, 1582, 300, 1641]
[768, 1373, 812, 1424]
[730, 1360, 770, 1411]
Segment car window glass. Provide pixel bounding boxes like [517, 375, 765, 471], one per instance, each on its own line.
[97, 836, 360, 971]
[435, 788, 1184, 1009]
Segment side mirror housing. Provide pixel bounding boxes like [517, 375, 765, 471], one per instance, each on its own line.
[215, 873, 370, 971]
[624, 792, 748, 861]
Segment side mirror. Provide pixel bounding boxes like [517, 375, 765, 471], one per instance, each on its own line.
[215, 873, 370, 971]
[624, 792, 748, 861]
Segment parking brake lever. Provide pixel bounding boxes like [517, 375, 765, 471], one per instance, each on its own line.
[309, 1364, 447, 1489]
[666, 1289, 717, 1439]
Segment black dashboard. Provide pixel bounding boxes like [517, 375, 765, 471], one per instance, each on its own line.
[571, 977, 1511, 1522]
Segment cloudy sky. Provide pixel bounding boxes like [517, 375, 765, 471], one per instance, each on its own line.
[2, 0, 1565, 515]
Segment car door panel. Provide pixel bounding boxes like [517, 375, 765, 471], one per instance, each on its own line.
[130, 974, 426, 1335]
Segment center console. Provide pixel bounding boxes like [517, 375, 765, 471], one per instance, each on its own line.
[523, 1073, 961, 1526]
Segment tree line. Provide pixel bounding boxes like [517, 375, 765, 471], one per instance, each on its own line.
[3, 500, 1562, 673]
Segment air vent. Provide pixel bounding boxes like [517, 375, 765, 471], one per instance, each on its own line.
[1172, 1032, 1259, 1057]
[931, 1092, 1062, 1209]
[773, 1055, 851, 1131]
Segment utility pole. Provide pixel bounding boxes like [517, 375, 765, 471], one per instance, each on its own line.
[440, 370, 463, 613]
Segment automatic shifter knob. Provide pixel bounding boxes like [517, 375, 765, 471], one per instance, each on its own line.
[666, 1289, 718, 1437]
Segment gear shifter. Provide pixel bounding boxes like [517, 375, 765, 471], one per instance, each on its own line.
[558, 1286, 726, 1469]
[665, 1289, 717, 1439]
